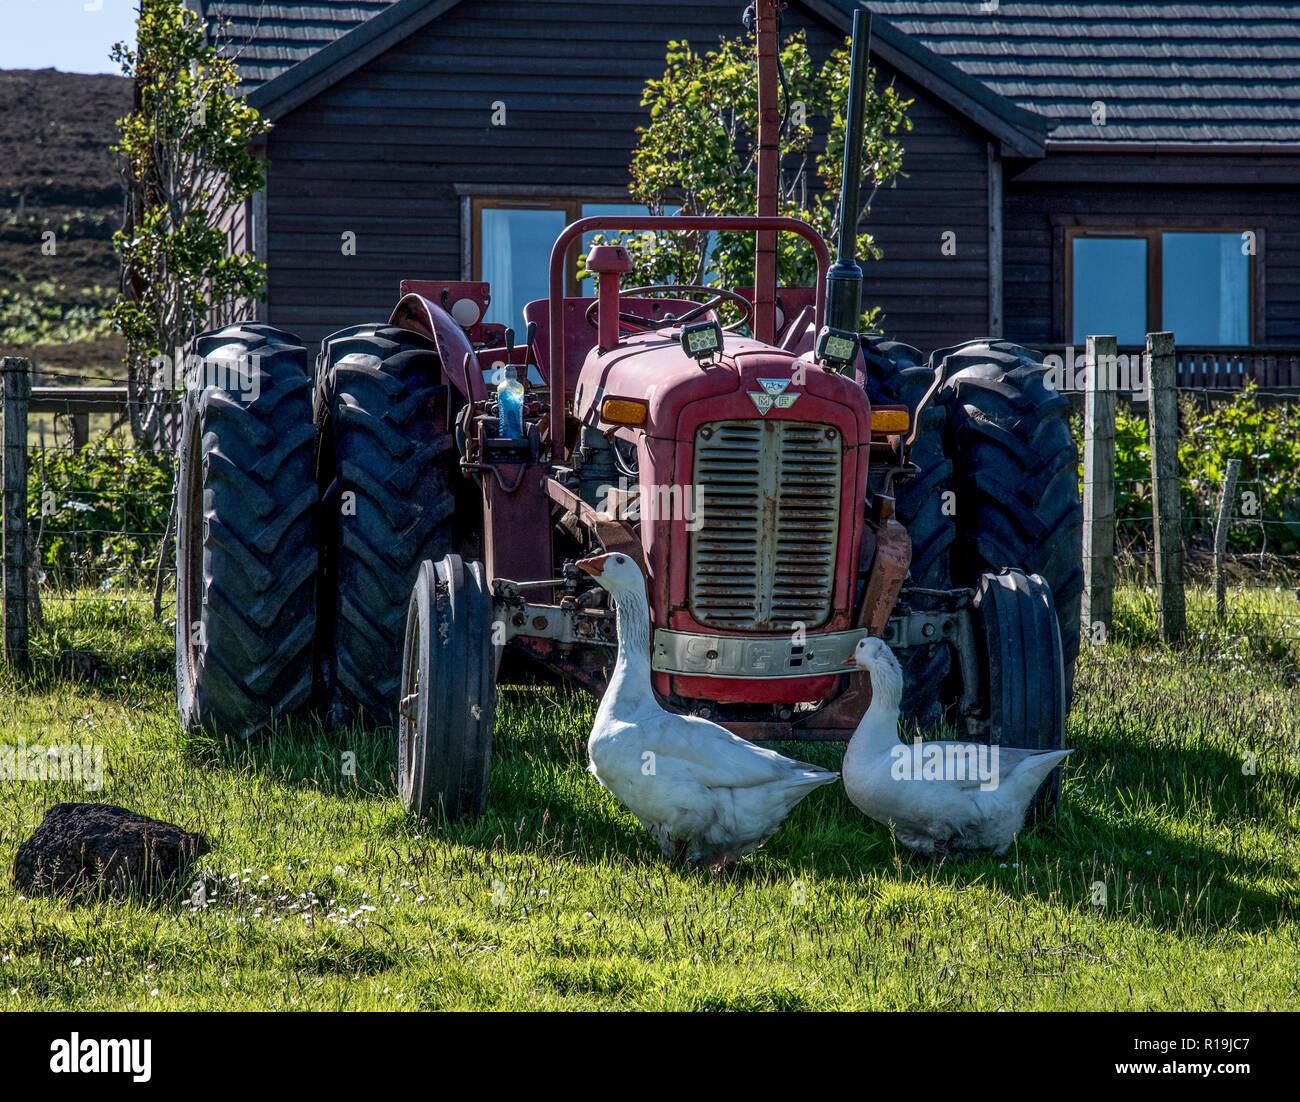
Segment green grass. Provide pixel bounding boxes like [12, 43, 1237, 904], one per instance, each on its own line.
[0, 587, 1298, 1010]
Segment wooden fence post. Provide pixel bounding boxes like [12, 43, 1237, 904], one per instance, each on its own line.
[2, 356, 31, 664]
[1082, 335, 1117, 644]
[1146, 331, 1185, 640]
[1214, 457, 1242, 617]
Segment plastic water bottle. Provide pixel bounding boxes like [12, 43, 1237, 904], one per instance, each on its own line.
[497, 365, 525, 438]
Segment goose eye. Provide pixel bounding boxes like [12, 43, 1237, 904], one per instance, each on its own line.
[615, 555, 625, 564]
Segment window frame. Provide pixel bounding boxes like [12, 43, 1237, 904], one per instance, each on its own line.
[1062, 225, 1258, 347]
[471, 195, 640, 299]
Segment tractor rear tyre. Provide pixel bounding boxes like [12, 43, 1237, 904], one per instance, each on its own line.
[969, 568, 1068, 817]
[175, 324, 318, 738]
[316, 326, 457, 726]
[937, 340, 1083, 701]
[399, 555, 497, 821]
[861, 337, 953, 729]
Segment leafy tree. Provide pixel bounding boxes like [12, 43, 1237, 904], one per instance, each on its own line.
[111, 0, 269, 450]
[583, 29, 911, 325]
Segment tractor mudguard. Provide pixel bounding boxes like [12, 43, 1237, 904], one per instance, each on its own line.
[389, 289, 486, 401]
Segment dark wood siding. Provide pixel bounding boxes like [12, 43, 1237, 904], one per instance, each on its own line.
[1003, 172, 1300, 347]
[864, 81, 990, 350]
[260, 0, 994, 354]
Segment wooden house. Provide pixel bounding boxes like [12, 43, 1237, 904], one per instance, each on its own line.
[197, 0, 1300, 381]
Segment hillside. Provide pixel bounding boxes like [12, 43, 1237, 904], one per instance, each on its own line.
[0, 68, 131, 378]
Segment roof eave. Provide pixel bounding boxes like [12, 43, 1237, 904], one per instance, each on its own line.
[1046, 140, 1300, 155]
[244, 0, 468, 121]
[806, 0, 1048, 158]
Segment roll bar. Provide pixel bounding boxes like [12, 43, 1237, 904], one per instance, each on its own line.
[546, 214, 831, 458]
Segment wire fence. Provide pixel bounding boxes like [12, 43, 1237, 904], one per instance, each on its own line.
[2, 358, 175, 676]
[1075, 333, 1299, 661]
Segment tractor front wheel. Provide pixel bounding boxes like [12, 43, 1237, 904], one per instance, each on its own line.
[968, 568, 1068, 818]
[398, 555, 498, 821]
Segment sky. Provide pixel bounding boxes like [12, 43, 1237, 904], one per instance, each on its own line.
[0, 0, 138, 75]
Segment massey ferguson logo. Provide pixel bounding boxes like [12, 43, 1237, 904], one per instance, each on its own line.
[748, 377, 800, 416]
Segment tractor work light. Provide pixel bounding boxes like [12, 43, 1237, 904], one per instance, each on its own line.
[679, 320, 724, 362]
[816, 325, 860, 369]
[601, 398, 648, 426]
[870, 408, 910, 434]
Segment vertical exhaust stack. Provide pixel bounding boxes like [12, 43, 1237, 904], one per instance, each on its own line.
[824, 6, 872, 339]
[752, 0, 780, 344]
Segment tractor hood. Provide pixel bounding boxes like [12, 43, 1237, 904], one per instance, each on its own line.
[573, 332, 872, 440]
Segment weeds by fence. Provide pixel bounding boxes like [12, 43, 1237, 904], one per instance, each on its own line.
[1, 357, 174, 673]
[1074, 333, 1300, 657]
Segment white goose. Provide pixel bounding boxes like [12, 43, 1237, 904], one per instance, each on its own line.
[841, 636, 1071, 859]
[577, 552, 838, 868]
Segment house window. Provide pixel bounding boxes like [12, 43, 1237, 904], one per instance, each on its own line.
[471, 198, 669, 326]
[1068, 229, 1253, 346]
[1072, 236, 1148, 347]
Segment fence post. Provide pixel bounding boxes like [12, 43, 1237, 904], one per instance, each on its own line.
[1213, 457, 1242, 617]
[1082, 334, 1117, 644]
[2, 356, 31, 664]
[1146, 331, 1185, 641]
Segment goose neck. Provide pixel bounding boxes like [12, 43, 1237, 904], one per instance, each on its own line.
[605, 583, 653, 707]
[847, 664, 904, 754]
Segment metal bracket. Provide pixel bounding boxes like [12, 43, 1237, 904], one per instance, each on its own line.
[882, 608, 963, 649]
[884, 595, 988, 731]
[491, 586, 616, 649]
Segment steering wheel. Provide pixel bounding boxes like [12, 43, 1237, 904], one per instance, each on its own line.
[584, 284, 755, 335]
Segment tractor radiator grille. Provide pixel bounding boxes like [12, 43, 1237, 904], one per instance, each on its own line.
[689, 419, 842, 631]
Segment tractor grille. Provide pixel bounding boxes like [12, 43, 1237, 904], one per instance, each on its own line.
[689, 419, 842, 631]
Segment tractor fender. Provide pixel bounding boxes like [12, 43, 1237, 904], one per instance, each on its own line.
[389, 292, 482, 401]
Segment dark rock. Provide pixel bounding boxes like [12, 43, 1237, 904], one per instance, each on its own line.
[12, 803, 210, 898]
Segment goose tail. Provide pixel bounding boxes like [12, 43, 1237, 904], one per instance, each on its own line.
[789, 767, 840, 792]
[1008, 748, 1072, 794]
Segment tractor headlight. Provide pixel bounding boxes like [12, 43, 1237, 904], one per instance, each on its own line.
[816, 325, 859, 369]
[680, 320, 724, 362]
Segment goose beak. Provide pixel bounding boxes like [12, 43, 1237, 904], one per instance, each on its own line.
[577, 554, 610, 577]
[841, 654, 860, 668]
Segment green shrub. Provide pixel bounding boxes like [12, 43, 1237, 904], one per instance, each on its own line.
[1073, 386, 1300, 556]
[1179, 388, 1300, 555]
[28, 436, 173, 588]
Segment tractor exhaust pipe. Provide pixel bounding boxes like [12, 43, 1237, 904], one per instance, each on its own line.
[824, 6, 872, 338]
[752, 0, 780, 344]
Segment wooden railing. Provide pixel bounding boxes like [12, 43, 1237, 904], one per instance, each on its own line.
[1035, 345, 1300, 392]
[1171, 347, 1300, 390]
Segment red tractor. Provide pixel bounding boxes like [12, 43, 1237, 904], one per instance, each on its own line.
[175, 3, 1081, 822]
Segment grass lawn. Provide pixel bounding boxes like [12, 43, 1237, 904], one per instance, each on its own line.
[0, 585, 1297, 1011]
